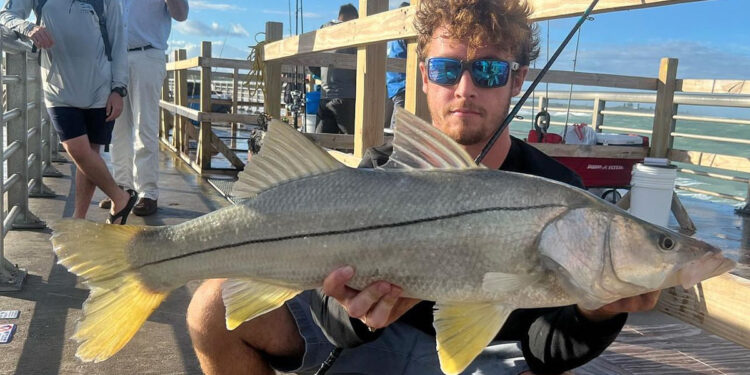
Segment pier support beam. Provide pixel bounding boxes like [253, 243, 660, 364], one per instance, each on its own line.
[354, 0, 387, 157]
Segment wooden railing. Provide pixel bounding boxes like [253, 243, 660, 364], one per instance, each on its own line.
[256, 0, 750, 350]
[158, 42, 260, 175]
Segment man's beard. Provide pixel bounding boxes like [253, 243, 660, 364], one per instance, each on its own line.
[435, 101, 503, 145]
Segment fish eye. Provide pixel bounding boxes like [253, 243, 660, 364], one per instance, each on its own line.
[659, 235, 676, 251]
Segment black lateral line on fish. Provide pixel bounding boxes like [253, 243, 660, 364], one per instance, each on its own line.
[134, 203, 566, 269]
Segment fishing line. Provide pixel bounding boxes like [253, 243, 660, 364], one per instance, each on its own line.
[474, 0, 600, 164]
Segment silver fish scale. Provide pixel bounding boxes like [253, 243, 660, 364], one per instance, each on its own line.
[133, 168, 590, 303]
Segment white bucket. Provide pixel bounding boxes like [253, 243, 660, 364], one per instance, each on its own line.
[305, 114, 317, 133]
[628, 163, 677, 227]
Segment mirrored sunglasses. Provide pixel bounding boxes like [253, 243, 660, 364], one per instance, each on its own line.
[426, 57, 519, 88]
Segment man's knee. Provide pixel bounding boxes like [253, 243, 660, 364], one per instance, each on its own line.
[187, 279, 227, 348]
[187, 279, 305, 358]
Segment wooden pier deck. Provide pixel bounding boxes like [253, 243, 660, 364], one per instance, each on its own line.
[0, 149, 748, 374]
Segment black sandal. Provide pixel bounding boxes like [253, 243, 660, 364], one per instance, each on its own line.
[106, 190, 138, 225]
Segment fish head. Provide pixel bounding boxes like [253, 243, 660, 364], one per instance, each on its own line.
[539, 207, 735, 308]
[608, 213, 735, 291]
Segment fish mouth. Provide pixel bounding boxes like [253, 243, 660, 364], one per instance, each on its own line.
[674, 252, 736, 289]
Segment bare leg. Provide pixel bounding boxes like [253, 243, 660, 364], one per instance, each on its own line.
[73, 143, 105, 219]
[187, 279, 305, 375]
[62, 135, 130, 221]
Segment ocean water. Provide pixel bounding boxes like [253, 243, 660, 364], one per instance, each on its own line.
[508, 105, 750, 208]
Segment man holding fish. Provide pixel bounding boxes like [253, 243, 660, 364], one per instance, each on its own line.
[185, 0, 663, 374]
[47, 0, 735, 373]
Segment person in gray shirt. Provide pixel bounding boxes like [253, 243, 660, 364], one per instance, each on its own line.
[0, 0, 136, 224]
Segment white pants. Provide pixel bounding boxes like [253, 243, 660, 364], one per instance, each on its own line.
[111, 48, 167, 200]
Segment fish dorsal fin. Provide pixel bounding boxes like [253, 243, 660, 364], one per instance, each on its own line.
[381, 107, 483, 170]
[232, 120, 344, 199]
[433, 302, 513, 375]
[222, 278, 302, 330]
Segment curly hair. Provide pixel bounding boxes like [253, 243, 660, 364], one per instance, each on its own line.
[415, 0, 539, 66]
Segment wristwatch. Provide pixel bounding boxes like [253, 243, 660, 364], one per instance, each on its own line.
[111, 86, 128, 98]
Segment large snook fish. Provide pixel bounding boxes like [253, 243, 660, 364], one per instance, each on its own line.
[50, 108, 735, 374]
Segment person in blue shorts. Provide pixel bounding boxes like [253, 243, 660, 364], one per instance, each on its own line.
[0, 0, 137, 224]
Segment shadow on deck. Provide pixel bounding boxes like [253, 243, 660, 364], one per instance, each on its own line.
[0, 146, 748, 374]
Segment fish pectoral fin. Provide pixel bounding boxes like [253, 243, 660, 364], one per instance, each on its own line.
[381, 107, 486, 170]
[481, 271, 541, 293]
[433, 302, 513, 375]
[231, 120, 344, 200]
[222, 278, 302, 330]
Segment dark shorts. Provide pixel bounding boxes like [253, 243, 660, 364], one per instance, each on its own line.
[48, 107, 114, 145]
[270, 291, 529, 375]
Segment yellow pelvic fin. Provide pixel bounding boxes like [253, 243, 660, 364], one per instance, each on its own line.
[433, 302, 513, 375]
[50, 219, 169, 362]
[222, 278, 302, 330]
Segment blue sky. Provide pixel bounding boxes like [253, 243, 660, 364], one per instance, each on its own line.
[170, 0, 750, 81]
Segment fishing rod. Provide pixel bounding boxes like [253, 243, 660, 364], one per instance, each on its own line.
[474, 0, 600, 164]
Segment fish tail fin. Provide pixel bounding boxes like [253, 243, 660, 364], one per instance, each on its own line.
[50, 219, 168, 362]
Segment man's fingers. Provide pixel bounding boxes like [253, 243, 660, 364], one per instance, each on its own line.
[32, 29, 54, 49]
[322, 266, 356, 300]
[346, 281, 391, 318]
[363, 287, 402, 329]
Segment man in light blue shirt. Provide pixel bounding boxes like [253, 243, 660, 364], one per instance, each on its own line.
[102, 0, 188, 216]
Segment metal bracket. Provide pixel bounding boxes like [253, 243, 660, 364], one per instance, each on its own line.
[43, 163, 63, 177]
[28, 183, 56, 198]
[50, 155, 67, 163]
[0, 258, 26, 292]
[11, 210, 46, 230]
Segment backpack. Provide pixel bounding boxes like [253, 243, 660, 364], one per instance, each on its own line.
[32, 0, 112, 61]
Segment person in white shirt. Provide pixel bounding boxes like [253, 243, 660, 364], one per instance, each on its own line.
[100, 0, 188, 216]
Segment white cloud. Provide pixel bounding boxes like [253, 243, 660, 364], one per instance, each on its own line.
[174, 19, 251, 38]
[230, 24, 250, 38]
[191, 1, 245, 11]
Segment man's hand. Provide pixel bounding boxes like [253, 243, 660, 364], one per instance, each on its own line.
[323, 266, 420, 330]
[577, 290, 661, 322]
[106, 92, 124, 121]
[29, 26, 54, 49]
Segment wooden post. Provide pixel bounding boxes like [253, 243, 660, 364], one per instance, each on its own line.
[231, 67, 239, 149]
[650, 58, 678, 158]
[160, 54, 171, 141]
[177, 49, 188, 154]
[404, 1, 429, 123]
[263, 22, 283, 119]
[591, 97, 605, 132]
[354, 0, 387, 157]
[199, 41, 213, 170]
